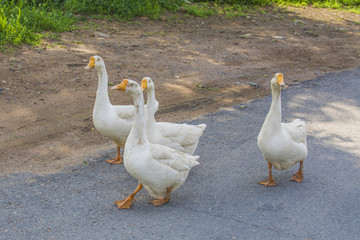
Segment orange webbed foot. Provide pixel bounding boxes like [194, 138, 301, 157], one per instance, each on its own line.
[149, 186, 172, 207]
[290, 170, 304, 183]
[115, 196, 134, 209]
[149, 198, 169, 207]
[116, 183, 142, 209]
[106, 146, 123, 164]
[105, 157, 123, 165]
[258, 177, 277, 187]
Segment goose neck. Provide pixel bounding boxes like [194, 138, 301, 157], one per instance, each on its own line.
[146, 88, 157, 123]
[95, 66, 111, 107]
[132, 91, 148, 144]
[267, 86, 282, 125]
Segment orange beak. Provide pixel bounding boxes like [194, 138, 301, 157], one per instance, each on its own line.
[276, 73, 285, 86]
[111, 79, 128, 91]
[85, 56, 95, 69]
[141, 78, 148, 91]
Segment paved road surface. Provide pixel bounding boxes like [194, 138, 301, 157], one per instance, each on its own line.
[1, 69, 359, 239]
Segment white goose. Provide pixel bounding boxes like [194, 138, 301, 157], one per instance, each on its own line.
[111, 79, 200, 209]
[85, 56, 134, 164]
[257, 73, 307, 186]
[141, 77, 206, 154]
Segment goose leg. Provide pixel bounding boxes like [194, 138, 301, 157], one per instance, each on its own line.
[259, 162, 277, 187]
[105, 146, 123, 164]
[149, 186, 173, 207]
[290, 161, 304, 183]
[115, 183, 143, 209]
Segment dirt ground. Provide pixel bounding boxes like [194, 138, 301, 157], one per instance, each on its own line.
[1, 6, 359, 177]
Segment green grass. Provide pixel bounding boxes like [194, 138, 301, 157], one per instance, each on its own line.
[217, 3, 250, 18]
[180, 0, 359, 18]
[0, 0, 76, 48]
[0, 0, 185, 48]
[199, 0, 359, 5]
[195, 0, 360, 11]
[1, 0, 359, 48]
[182, 3, 217, 17]
[311, 1, 360, 13]
[63, 0, 184, 20]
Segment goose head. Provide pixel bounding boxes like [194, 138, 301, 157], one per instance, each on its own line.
[141, 77, 155, 92]
[111, 79, 141, 98]
[85, 56, 105, 70]
[271, 73, 285, 89]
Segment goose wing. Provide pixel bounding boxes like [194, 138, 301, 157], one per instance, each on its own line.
[158, 122, 206, 145]
[282, 119, 307, 144]
[150, 144, 200, 172]
[113, 105, 135, 120]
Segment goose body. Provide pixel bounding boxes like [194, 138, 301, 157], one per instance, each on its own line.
[86, 56, 134, 164]
[111, 79, 199, 209]
[257, 73, 307, 186]
[141, 77, 206, 154]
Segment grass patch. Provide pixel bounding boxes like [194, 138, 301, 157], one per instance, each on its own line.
[182, 3, 217, 17]
[217, 3, 250, 18]
[63, 0, 184, 20]
[1, 0, 359, 48]
[193, 0, 360, 13]
[0, 0, 76, 48]
[270, 0, 360, 13]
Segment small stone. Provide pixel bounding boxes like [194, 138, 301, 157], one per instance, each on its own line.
[248, 82, 260, 88]
[94, 31, 110, 38]
[241, 33, 252, 39]
[272, 36, 285, 39]
[293, 19, 305, 25]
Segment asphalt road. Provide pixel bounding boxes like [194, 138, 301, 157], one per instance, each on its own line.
[1, 69, 359, 240]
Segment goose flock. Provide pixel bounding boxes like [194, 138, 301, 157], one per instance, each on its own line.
[86, 56, 308, 209]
